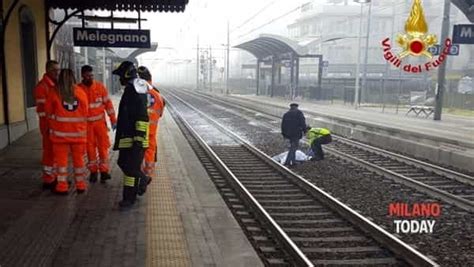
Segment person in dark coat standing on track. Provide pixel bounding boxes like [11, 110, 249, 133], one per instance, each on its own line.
[112, 61, 151, 208]
[281, 103, 306, 167]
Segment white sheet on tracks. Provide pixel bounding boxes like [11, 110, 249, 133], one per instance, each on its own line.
[272, 150, 310, 164]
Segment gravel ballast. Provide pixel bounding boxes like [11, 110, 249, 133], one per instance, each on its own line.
[167, 90, 474, 266]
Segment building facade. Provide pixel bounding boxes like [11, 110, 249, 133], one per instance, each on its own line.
[287, 0, 474, 78]
[1, 0, 49, 149]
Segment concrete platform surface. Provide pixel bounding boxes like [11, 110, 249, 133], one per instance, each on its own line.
[0, 101, 262, 266]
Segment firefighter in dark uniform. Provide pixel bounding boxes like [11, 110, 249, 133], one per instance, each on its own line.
[112, 61, 151, 208]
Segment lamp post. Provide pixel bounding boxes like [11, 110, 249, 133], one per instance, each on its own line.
[226, 20, 230, 95]
[353, 0, 371, 108]
[196, 36, 199, 90]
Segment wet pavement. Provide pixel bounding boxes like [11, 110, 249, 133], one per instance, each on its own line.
[0, 98, 262, 266]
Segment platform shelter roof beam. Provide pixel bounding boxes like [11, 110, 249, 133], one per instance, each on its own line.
[234, 34, 307, 60]
[47, 0, 189, 12]
[452, 0, 474, 22]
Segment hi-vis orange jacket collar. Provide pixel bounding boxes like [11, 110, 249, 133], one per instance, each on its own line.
[78, 80, 98, 89]
[42, 73, 56, 88]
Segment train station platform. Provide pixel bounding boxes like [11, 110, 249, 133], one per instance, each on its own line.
[202, 92, 474, 172]
[0, 110, 262, 266]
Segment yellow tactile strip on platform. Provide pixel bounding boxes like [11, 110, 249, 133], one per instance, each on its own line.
[146, 153, 191, 267]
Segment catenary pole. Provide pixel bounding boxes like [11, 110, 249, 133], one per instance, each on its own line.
[434, 0, 451, 121]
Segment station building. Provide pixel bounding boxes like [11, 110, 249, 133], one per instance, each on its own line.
[1, 0, 49, 149]
[1, 0, 183, 150]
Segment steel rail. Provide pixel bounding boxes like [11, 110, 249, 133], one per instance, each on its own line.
[334, 137, 474, 186]
[166, 99, 314, 266]
[325, 146, 474, 213]
[166, 89, 439, 267]
[181, 89, 474, 212]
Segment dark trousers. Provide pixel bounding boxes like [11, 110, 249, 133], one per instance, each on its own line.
[311, 135, 332, 160]
[117, 147, 145, 202]
[285, 138, 300, 165]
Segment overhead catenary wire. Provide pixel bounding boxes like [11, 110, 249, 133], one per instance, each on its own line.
[237, 5, 303, 39]
[233, 0, 460, 41]
[231, 0, 279, 32]
[233, 1, 405, 40]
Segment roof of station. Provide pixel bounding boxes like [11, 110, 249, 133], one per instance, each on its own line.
[234, 34, 308, 60]
[452, 0, 474, 22]
[47, 0, 189, 12]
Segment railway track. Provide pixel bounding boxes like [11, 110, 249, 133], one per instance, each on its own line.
[172, 89, 474, 213]
[166, 91, 437, 266]
[327, 139, 474, 212]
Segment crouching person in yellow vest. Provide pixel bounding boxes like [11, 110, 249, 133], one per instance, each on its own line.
[306, 126, 332, 161]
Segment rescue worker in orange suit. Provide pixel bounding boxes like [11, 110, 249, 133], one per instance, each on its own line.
[78, 65, 117, 183]
[45, 69, 89, 194]
[137, 66, 165, 180]
[35, 60, 61, 188]
[112, 61, 150, 208]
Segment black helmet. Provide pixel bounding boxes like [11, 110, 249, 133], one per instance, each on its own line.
[137, 66, 152, 81]
[112, 61, 137, 80]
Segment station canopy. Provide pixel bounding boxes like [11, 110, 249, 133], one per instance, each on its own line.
[235, 34, 308, 60]
[452, 0, 474, 22]
[47, 0, 189, 12]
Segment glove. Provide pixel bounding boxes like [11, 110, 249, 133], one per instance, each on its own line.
[111, 123, 117, 131]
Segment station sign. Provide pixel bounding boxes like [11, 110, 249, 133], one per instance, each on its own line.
[427, 44, 460, 56]
[452, 24, 474, 44]
[73, 28, 151, 48]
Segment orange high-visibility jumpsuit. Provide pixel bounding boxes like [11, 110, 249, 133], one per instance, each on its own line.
[143, 86, 165, 177]
[78, 81, 117, 174]
[34, 74, 56, 184]
[45, 87, 89, 193]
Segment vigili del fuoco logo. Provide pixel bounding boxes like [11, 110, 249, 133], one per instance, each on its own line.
[382, 0, 452, 73]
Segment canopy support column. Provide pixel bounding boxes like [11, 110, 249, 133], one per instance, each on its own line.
[256, 59, 260, 96]
[271, 57, 275, 98]
[317, 55, 323, 100]
[290, 54, 295, 100]
[295, 57, 299, 98]
[278, 61, 282, 84]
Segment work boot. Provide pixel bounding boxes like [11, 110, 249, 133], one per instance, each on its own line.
[100, 172, 111, 183]
[120, 185, 137, 209]
[89, 172, 98, 183]
[137, 176, 151, 196]
[54, 181, 69, 195]
[76, 181, 87, 194]
[42, 175, 57, 190]
[119, 199, 135, 209]
[42, 181, 57, 190]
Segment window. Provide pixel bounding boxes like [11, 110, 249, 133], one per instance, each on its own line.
[19, 6, 38, 109]
[301, 24, 309, 36]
